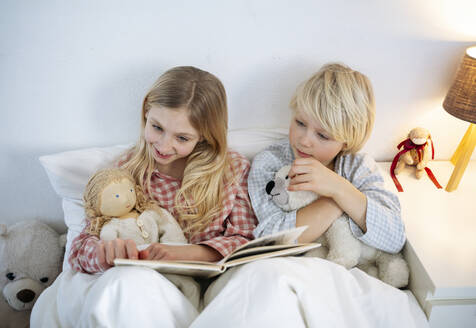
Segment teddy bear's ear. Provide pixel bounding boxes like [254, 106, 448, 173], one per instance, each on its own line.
[59, 233, 67, 248]
[0, 224, 6, 236]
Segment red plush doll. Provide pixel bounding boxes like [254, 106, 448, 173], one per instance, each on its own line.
[390, 127, 442, 192]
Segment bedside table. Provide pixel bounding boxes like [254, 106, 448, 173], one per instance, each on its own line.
[377, 161, 476, 328]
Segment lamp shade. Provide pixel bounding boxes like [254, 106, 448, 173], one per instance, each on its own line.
[443, 46, 476, 124]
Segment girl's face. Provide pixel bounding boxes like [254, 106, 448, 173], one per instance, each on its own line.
[289, 109, 345, 168]
[99, 178, 137, 217]
[144, 105, 200, 175]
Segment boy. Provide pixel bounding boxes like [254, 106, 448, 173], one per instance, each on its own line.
[249, 63, 405, 252]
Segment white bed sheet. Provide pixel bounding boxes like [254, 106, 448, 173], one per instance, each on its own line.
[31, 258, 429, 328]
[194, 257, 429, 328]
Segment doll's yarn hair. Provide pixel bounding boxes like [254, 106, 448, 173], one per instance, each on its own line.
[83, 168, 152, 236]
[289, 63, 375, 154]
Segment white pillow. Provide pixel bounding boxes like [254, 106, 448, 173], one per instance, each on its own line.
[39, 144, 133, 270]
[228, 128, 288, 160]
[39, 129, 288, 270]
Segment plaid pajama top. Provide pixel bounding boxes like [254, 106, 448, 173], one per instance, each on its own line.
[69, 150, 258, 274]
[249, 138, 406, 254]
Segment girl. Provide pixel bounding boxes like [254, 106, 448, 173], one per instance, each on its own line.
[32, 66, 257, 328]
[190, 64, 421, 328]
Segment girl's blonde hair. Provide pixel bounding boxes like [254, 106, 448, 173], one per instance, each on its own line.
[84, 168, 152, 235]
[121, 66, 236, 235]
[290, 63, 375, 154]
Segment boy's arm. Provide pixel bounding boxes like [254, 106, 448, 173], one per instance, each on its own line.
[340, 154, 406, 253]
[289, 153, 405, 253]
[249, 141, 342, 242]
[329, 175, 368, 232]
[287, 157, 367, 233]
[296, 197, 343, 243]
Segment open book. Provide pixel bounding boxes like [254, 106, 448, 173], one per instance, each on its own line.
[114, 226, 320, 278]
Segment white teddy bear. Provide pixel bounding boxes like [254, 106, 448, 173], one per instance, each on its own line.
[266, 165, 409, 288]
[0, 220, 66, 328]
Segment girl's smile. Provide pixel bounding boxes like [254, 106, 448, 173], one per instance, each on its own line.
[153, 148, 174, 159]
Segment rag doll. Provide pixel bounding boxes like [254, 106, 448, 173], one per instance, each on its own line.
[266, 165, 409, 288]
[84, 167, 200, 308]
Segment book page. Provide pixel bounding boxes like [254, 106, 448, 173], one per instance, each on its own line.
[218, 226, 308, 264]
[225, 243, 320, 268]
[114, 258, 226, 278]
[227, 242, 320, 262]
[239, 225, 307, 250]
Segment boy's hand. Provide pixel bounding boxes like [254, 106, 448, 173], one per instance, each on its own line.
[287, 158, 342, 198]
[95, 239, 139, 269]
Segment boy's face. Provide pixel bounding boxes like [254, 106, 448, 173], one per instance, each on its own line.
[289, 110, 345, 168]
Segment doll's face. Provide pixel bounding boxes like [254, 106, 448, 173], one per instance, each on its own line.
[408, 127, 430, 145]
[99, 178, 137, 217]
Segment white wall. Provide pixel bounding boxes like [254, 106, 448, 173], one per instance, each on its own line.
[1, 0, 475, 230]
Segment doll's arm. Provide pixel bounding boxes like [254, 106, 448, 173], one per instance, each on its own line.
[99, 222, 119, 241]
[150, 206, 187, 244]
[417, 144, 431, 169]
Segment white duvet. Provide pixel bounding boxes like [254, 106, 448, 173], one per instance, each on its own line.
[31, 257, 429, 328]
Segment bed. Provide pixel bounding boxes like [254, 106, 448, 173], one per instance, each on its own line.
[31, 128, 430, 327]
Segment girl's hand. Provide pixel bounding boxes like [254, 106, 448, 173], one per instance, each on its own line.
[139, 243, 191, 261]
[95, 239, 139, 269]
[287, 158, 342, 198]
[139, 243, 223, 262]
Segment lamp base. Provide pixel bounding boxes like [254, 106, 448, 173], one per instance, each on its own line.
[445, 123, 476, 192]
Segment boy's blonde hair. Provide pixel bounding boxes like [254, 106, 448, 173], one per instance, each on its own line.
[290, 63, 375, 154]
[83, 168, 152, 236]
[121, 66, 237, 236]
